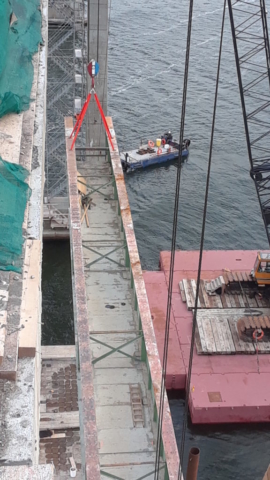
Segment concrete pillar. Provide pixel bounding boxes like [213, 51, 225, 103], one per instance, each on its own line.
[87, 0, 108, 147]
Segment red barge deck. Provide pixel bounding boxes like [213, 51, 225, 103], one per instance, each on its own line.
[144, 250, 270, 424]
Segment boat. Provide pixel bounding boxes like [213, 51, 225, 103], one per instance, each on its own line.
[120, 131, 190, 172]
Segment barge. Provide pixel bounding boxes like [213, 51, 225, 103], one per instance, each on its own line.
[120, 131, 190, 172]
[144, 249, 270, 424]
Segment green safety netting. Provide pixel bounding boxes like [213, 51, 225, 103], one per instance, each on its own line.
[0, 157, 31, 272]
[0, 0, 42, 118]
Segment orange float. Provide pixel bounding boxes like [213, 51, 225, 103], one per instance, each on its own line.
[253, 328, 264, 341]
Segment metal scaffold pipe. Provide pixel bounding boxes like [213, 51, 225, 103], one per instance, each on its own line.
[186, 447, 200, 480]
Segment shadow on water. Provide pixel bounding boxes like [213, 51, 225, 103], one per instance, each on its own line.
[168, 391, 270, 480]
[41, 241, 74, 345]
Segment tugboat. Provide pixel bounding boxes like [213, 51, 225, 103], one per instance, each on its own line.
[120, 132, 190, 173]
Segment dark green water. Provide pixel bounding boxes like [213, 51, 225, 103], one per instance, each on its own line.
[169, 393, 270, 480]
[42, 241, 74, 345]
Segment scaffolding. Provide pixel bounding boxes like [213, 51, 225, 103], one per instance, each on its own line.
[45, 0, 87, 199]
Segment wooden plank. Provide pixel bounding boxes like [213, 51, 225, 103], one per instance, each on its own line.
[228, 318, 255, 353]
[233, 294, 241, 308]
[196, 316, 208, 352]
[242, 272, 248, 282]
[77, 170, 87, 195]
[182, 279, 194, 310]
[227, 272, 234, 283]
[198, 281, 206, 308]
[40, 403, 47, 413]
[259, 295, 270, 308]
[255, 294, 263, 308]
[232, 272, 238, 282]
[201, 282, 223, 309]
[237, 272, 243, 282]
[203, 317, 216, 353]
[210, 316, 224, 353]
[200, 281, 211, 308]
[223, 317, 236, 352]
[237, 294, 245, 308]
[228, 294, 237, 308]
[210, 292, 223, 310]
[191, 280, 201, 308]
[41, 345, 76, 360]
[69, 457, 77, 470]
[220, 294, 228, 309]
[224, 293, 232, 308]
[195, 326, 203, 354]
[19, 240, 42, 358]
[246, 294, 258, 308]
[40, 411, 79, 430]
[216, 318, 231, 353]
[179, 281, 186, 303]
[255, 338, 270, 353]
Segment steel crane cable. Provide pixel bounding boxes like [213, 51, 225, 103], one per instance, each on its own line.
[153, 0, 194, 477]
[177, 0, 227, 477]
[98, 0, 112, 144]
[97, 0, 100, 62]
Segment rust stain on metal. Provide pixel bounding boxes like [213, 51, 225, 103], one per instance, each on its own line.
[208, 392, 222, 403]
[107, 117, 180, 480]
[65, 117, 100, 480]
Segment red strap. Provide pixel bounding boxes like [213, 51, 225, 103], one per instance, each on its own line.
[70, 93, 91, 150]
[94, 93, 115, 151]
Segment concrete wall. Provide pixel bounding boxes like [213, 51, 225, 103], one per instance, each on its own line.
[0, 0, 47, 472]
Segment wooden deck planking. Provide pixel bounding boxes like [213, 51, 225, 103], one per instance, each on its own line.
[236, 294, 245, 308]
[179, 281, 186, 303]
[228, 317, 255, 353]
[195, 309, 270, 355]
[181, 278, 270, 311]
[194, 326, 203, 354]
[191, 279, 201, 308]
[182, 279, 194, 310]
[246, 294, 258, 309]
[200, 280, 211, 308]
[211, 316, 225, 352]
[196, 316, 209, 352]
[203, 317, 216, 353]
[254, 339, 270, 353]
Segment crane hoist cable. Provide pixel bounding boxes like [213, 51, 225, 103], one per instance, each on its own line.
[98, 0, 112, 143]
[153, 0, 194, 476]
[97, 0, 100, 62]
[177, 0, 227, 477]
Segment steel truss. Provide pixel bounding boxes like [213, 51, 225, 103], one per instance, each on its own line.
[227, 0, 270, 242]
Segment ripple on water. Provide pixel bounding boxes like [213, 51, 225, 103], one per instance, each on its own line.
[108, 0, 270, 477]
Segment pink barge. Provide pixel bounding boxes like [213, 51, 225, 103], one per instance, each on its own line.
[144, 250, 270, 424]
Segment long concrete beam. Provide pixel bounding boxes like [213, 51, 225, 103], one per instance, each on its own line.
[107, 117, 181, 480]
[65, 117, 100, 480]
